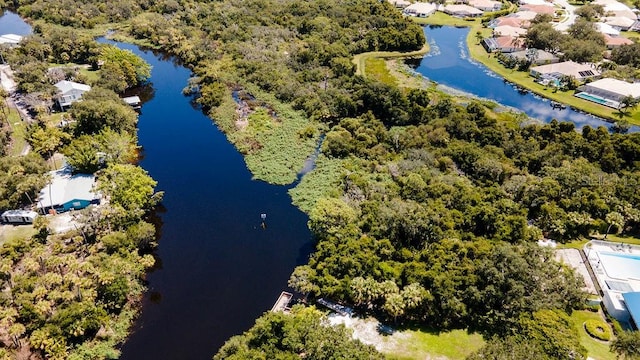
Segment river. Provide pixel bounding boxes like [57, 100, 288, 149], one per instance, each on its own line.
[411, 26, 629, 130]
[103, 43, 314, 359]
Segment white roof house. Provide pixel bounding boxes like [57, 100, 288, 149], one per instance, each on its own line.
[389, 0, 411, 8]
[54, 80, 91, 109]
[467, 0, 502, 12]
[579, 78, 640, 102]
[530, 61, 601, 80]
[442, 4, 484, 17]
[0, 34, 23, 46]
[513, 10, 539, 20]
[403, 2, 438, 17]
[604, 16, 637, 30]
[37, 168, 100, 214]
[493, 25, 528, 37]
[596, 22, 621, 36]
[593, 0, 638, 20]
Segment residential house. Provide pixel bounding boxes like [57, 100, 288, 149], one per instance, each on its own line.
[519, 4, 555, 15]
[595, 22, 622, 36]
[37, 168, 100, 214]
[482, 36, 526, 53]
[603, 34, 634, 49]
[529, 61, 601, 81]
[488, 16, 531, 29]
[577, 78, 640, 104]
[593, 0, 638, 21]
[442, 4, 484, 17]
[54, 80, 91, 109]
[0, 34, 23, 47]
[604, 16, 636, 31]
[389, 0, 411, 8]
[403, 2, 438, 17]
[506, 49, 560, 65]
[493, 25, 528, 38]
[466, 0, 502, 12]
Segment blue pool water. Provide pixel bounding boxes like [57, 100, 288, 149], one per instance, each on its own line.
[576, 92, 609, 105]
[599, 252, 640, 280]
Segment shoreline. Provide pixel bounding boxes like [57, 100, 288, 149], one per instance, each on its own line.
[409, 16, 640, 126]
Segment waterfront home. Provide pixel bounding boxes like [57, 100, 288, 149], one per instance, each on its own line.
[442, 4, 484, 17]
[482, 36, 525, 53]
[506, 49, 559, 65]
[403, 2, 438, 17]
[577, 78, 640, 105]
[0, 33, 23, 47]
[37, 167, 100, 214]
[529, 61, 601, 81]
[54, 80, 91, 109]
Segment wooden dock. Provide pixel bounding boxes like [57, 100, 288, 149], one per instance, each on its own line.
[271, 291, 293, 313]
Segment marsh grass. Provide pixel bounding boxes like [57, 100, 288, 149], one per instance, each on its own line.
[289, 155, 345, 213]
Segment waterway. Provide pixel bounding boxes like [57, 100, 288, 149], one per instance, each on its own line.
[102, 43, 314, 360]
[410, 26, 624, 130]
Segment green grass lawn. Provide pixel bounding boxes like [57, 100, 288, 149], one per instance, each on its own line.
[0, 224, 35, 248]
[385, 328, 484, 360]
[411, 12, 481, 27]
[353, 44, 430, 77]
[570, 310, 616, 360]
[7, 106, 28, 156]
[365, 57, 398, 87]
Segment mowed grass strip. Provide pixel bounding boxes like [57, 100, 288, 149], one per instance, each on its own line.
[385, 328, 484, 360]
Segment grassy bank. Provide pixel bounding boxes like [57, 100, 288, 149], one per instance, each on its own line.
[352, 44, 430, 77]
[411, 15, 640, 125]
[210, 84, 320, 185]
[385, 328, 484, 360]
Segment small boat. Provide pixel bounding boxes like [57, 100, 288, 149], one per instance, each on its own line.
[550, 101, 566, 110]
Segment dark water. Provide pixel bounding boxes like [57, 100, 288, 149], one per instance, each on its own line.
[0, 11, 31, 35]
[411, 26, 629, 130]
[102, 43, 313, 359]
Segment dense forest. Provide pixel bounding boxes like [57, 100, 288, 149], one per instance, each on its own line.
[1, 0, 640, 358]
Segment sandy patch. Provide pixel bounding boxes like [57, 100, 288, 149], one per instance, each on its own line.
[328, 314, 409, 354]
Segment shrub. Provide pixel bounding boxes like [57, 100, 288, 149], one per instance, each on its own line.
[584, 320, 612, 341]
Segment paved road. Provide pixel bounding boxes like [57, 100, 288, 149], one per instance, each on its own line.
[553, 0, 578, 32]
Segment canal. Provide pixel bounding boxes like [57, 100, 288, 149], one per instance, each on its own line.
[411, 26, 623, 130]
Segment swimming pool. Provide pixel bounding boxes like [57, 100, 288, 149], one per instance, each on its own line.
[599, 252, 640, 280]
[575, 92, 608, 105]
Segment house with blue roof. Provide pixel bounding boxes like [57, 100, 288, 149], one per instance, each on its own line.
[37, 168, 100, 214]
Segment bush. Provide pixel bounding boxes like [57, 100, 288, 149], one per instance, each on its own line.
[584, 320, 612, 341]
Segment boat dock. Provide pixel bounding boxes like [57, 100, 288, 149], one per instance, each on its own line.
[122, 95, 141, 109]
[317, 298, 353, 316]
[271, 291, 293, 313]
